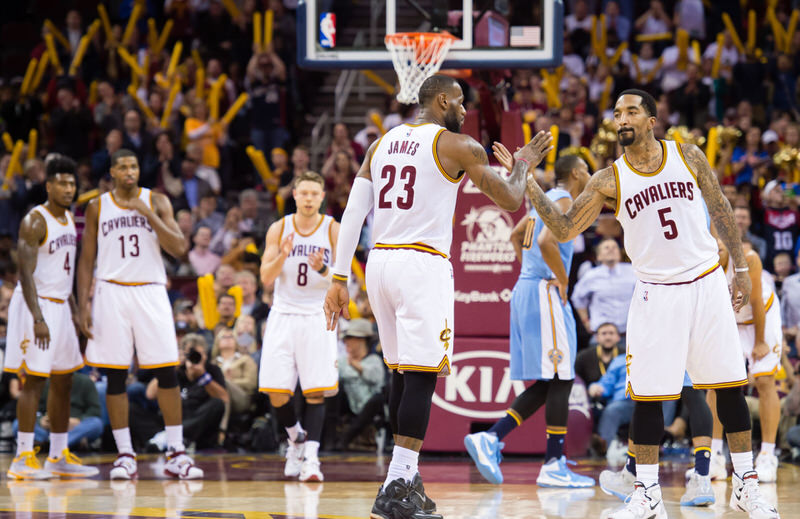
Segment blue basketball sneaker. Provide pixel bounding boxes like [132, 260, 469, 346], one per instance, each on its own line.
[536, 456, 595, 488]
[464, 432, 504, 484]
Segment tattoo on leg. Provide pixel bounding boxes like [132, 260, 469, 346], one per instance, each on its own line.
[634, 444, 660, 465]
[726, 431, 752, 454]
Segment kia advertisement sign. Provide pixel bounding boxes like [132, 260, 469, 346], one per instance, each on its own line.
[424, 338, 592, 455]
[452, 173, 528, 337]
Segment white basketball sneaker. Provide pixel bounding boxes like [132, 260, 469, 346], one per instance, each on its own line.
[7, 449, 52, 480]
[109, 453, 138, 480]
[599, 467, 636, 501]
[602, 482, 667, 519]
[754, 452, 778, 483]
[298, 457, 323, 482]
[710, 451, 728, 480]
[730, 471, 780, 518]
[681, 471, 715, 506]
[284, 431, 306, 478]
[164, 450, 204, 480]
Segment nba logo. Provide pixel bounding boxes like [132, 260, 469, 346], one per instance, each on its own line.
[320, 13, 336, 48]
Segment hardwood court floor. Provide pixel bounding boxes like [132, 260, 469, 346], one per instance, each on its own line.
[0, 452, 797, 518]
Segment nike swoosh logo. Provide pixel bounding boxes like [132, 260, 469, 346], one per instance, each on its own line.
[542, 473, 573, 482]
[733, 489, 742, 500]
[650, 500, 661, 510]
[475, 439, 492, 466]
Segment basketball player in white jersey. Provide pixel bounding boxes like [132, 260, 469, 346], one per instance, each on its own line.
[78, 149, 202, 480]
[4, 156, 98, 480]
[323, 75, 553, 519]
[708, 238, 783, 482]
[259, 171, 339, 482]
[522, 89, 778, 519]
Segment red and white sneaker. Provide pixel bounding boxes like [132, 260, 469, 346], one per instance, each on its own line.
[164, 450, 204, 480]
[109, 453, 138, 480]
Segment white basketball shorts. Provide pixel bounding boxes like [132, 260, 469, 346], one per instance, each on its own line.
[737, 296, 783, 378]
[365, 248, 454, 376]
[258, 310, 338, 396]
[4, 287, 83, 377]
[625, 266, 747, 400]
[85, 281, 179, 369]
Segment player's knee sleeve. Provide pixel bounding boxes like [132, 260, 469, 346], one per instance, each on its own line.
[510, 381, 548, 421]
[715, 387, 751, 434]
[388, 371, 404, 435]
[105, 369, 129, 395]
[153, 366, 178, 389]
[273, 399, 297, 429]
[682, 386, 712, 438]
[632, 400, 664, 445]
[544, 378, 573, 427]
[396, 371, 437, 440]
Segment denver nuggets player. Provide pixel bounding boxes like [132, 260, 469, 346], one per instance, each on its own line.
[259, 171, 339, 483]
[5, 156, 97, 480]
[524, 89, 778, 519]
[464, 154, 593, 488]
[79, 149, 202, 481]
[323, 74, 553, 519]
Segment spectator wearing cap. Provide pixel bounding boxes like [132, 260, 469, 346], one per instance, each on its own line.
[335, 319, 385, 450]
[761, 180, 800, 268]
[762, 129, 781, 157]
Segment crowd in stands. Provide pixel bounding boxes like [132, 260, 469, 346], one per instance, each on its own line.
[0, 0, 799, 459]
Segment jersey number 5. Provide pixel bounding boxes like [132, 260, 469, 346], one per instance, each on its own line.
[378, 165, 416, 210]
[658, 207, 678, 240]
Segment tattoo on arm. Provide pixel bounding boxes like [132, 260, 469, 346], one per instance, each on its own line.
[684, 143, 746, 268]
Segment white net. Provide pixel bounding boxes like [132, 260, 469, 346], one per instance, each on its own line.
[385, 32, 456, 104]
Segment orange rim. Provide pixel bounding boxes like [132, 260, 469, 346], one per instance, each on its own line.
[384, 31, 458, 47]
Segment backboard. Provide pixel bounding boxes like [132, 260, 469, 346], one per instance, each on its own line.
[297, 0, 563, 69]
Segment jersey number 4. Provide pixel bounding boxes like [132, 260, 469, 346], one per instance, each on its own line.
[378, 165, 416, 210]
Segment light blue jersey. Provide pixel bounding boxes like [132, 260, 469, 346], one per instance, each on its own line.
[510, 188, 577, 381]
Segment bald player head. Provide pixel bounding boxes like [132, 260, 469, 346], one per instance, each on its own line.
[417, 74, 465, 133]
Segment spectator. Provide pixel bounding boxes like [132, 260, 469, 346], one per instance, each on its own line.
[674, 0, 705, 39]
[335, 319, 385, 450]
[353, 109, 383, 151]
[185, 100, 222, 170]
[211, 328, 258, 417]
[772, 253, 792, 292]
[604, 1, 631, 42]
[174, 154, 213, 212]
[327, 123, 364, 162]
[634, 1, 672, 35]
[233, 314, 260, 355]
[148, 132, 182, 197]
[21, 372, 103, 451]
[734, 206, 768, 262]
[235, 270, 263, 318]
[571, 239, 636, 336]
[731, 127, 770, 186]
[189, 226, 222, 275]
[761, 181, 799, 267]
[277, 146, 312, 215]
[50, 86, 92, 160]
[90, 129, 123, 184]
[669, 63, 710, 129]
[121, 110, 153, 164]
[210, 206, 242, 255]
[575, 323, 622, 386]
[771, 53, 798, 115]
[238, 189, 269, 237]
[565, 0, 593, 34]
[194, 193, 225, 234]
[782, 249, 800, 348]
[246, 49, 288, 153]
[216, 293, 238, 331]
[321, 151, 358, 220]
[702, 30, 741, 81]
[187, 142, 222, 195]
[93, 80, 124, 132]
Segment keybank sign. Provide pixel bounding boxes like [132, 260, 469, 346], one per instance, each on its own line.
[432, 351, 526, 419]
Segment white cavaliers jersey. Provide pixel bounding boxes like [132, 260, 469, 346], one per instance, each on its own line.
[95, 188, 167, 285]
[272, 214, 335, 314]
[31, 205, 77, 300]
[614, 139, 719, 283]
[725, 255, 777, 324]
[370, 123, 463, 258]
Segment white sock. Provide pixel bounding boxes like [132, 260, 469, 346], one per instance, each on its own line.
[760, 442, 775, 457]
[16, 431, 34, 457]
[49, 432, 68, 458]
[383, 446, 419, 488]
[112, 428, 135, 455]
[711, 438, 724, 455]
[305, 440, 320, 461]
[286, 422, 303, 442]
[731, 450, 754, 476]
[636, 463, 659, 487]
[165, 425, 184, 452]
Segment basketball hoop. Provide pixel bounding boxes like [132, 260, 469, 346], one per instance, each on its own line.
[385, 32, 458, 104]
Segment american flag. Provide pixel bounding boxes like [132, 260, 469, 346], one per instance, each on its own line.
[510, 26, 541, 47]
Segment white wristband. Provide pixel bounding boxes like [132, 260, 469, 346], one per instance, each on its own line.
[734, 266, 749, 273]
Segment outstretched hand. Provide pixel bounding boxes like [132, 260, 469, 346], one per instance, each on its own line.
[514, 131, 553, 168]
[492, 142, 514, 172]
